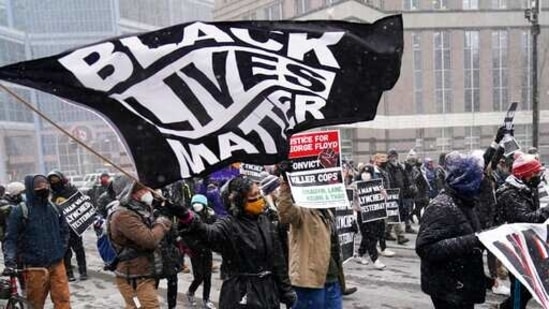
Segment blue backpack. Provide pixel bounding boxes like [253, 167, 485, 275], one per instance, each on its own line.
[95, 201, 118, 270]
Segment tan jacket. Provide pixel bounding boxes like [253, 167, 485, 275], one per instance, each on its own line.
[109, 206, 171, 279]
[278, 182, 331, 289]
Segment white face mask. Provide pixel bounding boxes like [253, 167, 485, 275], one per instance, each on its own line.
[140, 192, 154, 205]
[192, 203, 204, 212]
[361, 173, 371, 181]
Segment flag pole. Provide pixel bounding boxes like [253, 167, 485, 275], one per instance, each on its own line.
[0, 83, 144, 187]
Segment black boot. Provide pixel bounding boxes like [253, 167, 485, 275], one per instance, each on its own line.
[79, 266, 88, 281]
[397, 235, 410, 245]
[67, 271, 76, 282]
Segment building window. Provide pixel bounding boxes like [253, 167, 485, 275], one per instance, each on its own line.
[412, 32, 424, 113]
[295, 0, 310, 15]
[434, 31, 452, 113]
[463, 0, 479, 9]
[464, 127, 481, 150]
[436, 127, 454, 152]
[521, 31, 531, 110]
[492, 0, 507, 9]
[492, 30, 508, 111]
[464, 31, 480, 112]
[403, 0, 419, 10]
[433, 0, 448, 9]
[514, 124, 531, 148]
[264, 2, 282, 20]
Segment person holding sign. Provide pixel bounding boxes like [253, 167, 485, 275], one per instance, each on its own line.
[416, 152, 487, 309]
[278, 173, 344, 308]
[47, 169, 89, 282]
[3, 175, 71, 309]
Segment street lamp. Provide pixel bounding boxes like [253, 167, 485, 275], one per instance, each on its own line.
[525, 0, 540, 148]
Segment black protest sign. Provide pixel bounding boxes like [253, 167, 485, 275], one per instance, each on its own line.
[356, 179, 387, 223]
[336, 189, 356, 263]
[58, 191, 97, 236]
[240, 163, 266, 182]
[0, 16, 403, 188]
[385, 188, 401, 224]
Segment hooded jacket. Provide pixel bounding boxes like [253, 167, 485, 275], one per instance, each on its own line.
[107, 175, 171, 279]
[3, 175, 69, 268]
[48, 170, 79, 205]
[416, 189, 485, 305]
[496, 176, 549, 224]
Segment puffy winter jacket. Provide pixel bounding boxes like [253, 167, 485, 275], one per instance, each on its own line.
[496, 176, 549, 224]
[184, 212, 293, 308]
[3, 175, 70, 268]
[416, 189, 485, 305]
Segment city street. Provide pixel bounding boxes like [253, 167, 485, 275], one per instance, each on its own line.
[5, 224, 535, 309]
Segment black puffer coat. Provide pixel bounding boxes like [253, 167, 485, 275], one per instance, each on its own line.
[474, 176, 496, 230]
[184, 213, 293, 309]
[416, 189, 485, 305]
[496, 176, 549, 224]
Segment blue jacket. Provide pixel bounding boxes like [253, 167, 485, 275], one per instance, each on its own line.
[3, 175, 69, 267]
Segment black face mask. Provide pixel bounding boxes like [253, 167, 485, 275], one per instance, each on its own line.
[35, 189, 49, 199]
[526, 176, 542, 188]
[50, 182, 63, 192]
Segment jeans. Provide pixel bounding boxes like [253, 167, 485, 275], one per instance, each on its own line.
[293, 281, 342, 309]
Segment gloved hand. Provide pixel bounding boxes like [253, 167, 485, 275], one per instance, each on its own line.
[281, 290, 297, 308]
[275, 160, 293, 181]
[494, 126, 506, 143]
[164, 200, 189, 219]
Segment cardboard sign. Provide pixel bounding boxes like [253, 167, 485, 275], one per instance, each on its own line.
[356, 179, 387, 223]
[286, 130, 348, 208]
[58, 191, 97, 236]
[337, 189, 356, 263]
[385, 188, 401, 224]
[239, 163, 266, 182]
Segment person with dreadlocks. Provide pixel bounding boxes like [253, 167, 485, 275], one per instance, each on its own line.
[178, 176, 296, 308]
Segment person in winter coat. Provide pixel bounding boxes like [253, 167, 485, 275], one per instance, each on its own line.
[385, 149, 412, 243]
[433, 153, 447, 196]
[88, 172, 111, 207]
[47, 169, 88, 281]
[416, 151, 487, 309]
[183, 194, 217, 309]
[3, 175, 71, 309]
[0, 182, 25, 246]
[278, 171, 344, 308]
[407, 156, 430, 224]
[179, 176, 296, 309]
[206, 183, 228, 218]
[353, 164, 394, 270]
[108, 175, 174, 309]
[497, 154, 549, 309]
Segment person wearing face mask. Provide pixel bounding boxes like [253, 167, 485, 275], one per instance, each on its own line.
[47, 169, 88, 282]
[353, 163, 394, 269]
[416, 151, 487, 309]
[184, 194, 217, 309]
[496, 153, 549, 309]
[0, 182, 25, 248]
[178, 176, 296, 309]
[108, 175, 174, 309]
[3, 175, 71, 309]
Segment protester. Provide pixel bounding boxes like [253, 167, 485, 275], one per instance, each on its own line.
[0, 182, 25, 246]
[184, 194, 216, 309]
[433, 153, 447, 196]
[496, 153, 549, 309]
[260, 174, 289, 259]
[416, 151, 487, 309]
[385, 149, 411, 243]
[277, 168, 344, 308]
[369, 153, 395, 256]
[47, 169, 88, 281]
[353, 163, 392, 270]
[179, 176, 296, 308]
[406, 153, 430, 224]
[206, 182, 227, 218]
[3, 174, 71, 309]
[88, 172, 111, 206]
[108, 175, 174, 309]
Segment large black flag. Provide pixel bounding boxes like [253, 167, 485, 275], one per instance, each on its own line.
[0, 16, 403, 187]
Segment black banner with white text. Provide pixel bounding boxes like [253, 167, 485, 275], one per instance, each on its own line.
[58, 191, 97, 236]
[0, 17, 403, 187]
[357, 179, 387, 223]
